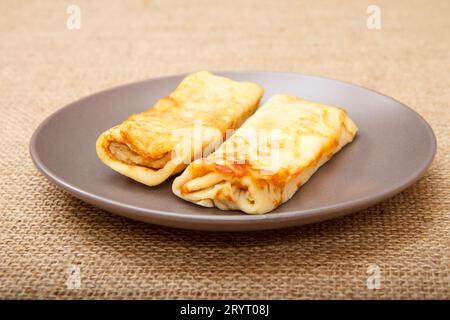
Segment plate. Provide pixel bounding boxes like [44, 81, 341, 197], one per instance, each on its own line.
[30, 72, 436, 231]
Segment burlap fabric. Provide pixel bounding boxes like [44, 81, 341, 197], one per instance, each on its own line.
[0, 0, 448, 299]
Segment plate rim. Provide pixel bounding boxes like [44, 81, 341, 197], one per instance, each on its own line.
[29, 71, 437, 228]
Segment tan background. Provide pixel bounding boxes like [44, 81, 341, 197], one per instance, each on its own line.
[1, 0, 449, 299]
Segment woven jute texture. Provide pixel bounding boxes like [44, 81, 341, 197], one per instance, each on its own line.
[1, 0, 449, 299]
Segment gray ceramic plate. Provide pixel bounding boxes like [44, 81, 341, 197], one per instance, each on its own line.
[30, 72, 436, 231]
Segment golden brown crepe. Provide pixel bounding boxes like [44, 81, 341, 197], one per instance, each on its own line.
[96, 71, 264, 186]
[172, 94, 358, 214]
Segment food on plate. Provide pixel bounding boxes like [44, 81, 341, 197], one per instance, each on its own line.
[172, 94, 358, 214]
[96, 71, 264, 186]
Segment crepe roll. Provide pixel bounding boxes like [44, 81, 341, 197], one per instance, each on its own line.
[96, 71, 264, 186]
[173, 94, 358, 214]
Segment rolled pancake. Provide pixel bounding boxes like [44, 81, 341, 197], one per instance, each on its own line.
[96, 71, 264, 186]
[173, 94, 358, 214]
